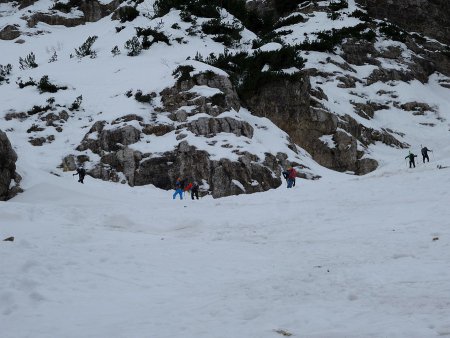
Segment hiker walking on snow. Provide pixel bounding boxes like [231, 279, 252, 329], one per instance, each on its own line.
[405, 152, 418, 168]
[191, 181, 199, 200]
[73, 167, 86, 184]
[283, 167, 297, 188]
[173, 178, 184, 200]
[421, 146, 433, 163]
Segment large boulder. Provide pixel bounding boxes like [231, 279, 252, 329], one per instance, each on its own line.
[0, 130, 21, 200]
[0, 25, 21, 40]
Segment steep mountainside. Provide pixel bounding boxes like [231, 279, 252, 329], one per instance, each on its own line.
[1, 0, 449, 196]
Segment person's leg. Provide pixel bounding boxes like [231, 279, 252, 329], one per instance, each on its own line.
[423, 155, 426, 163]
[426, 154, 430, 162]
[196, 191, 199, 200]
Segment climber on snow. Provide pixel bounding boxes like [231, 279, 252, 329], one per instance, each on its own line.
[405, 151, 418, 168]
[283, 166, 297, 188]
[421, 146, 433, 163]
[173, 177, 184, 200]
[191, 181, 200, 200]
[73, 167, 86, 184]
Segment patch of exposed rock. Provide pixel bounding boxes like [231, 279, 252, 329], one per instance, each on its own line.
[27, 0, 121, 28]
[242, 73, 382, 174]
[360, 0, 450, 45]
[0, 130, 22, 200]
[0, 25, 21, 40]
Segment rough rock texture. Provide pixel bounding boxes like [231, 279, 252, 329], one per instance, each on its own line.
[27, 0, 121, 28]
[74, 71, 297, 197]
[242, 74, 380, 174]
[183, 117, 254, 138]
[76, 121, 141, 154]
[359, 0, 450, 45]
[0, 25, 21, 40]
[160, 71, 240, 117]
[0, 130, 21, 200]
[132, 142, 285, 198]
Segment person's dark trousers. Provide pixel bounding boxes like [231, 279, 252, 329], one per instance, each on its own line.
[191, 190, 199, 200]
[423, 155, 429, 163]
[409, 161, 415, 168]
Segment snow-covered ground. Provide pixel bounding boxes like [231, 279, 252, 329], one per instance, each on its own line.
[2, 1, 450, 336]
[1, 157, 450, 338]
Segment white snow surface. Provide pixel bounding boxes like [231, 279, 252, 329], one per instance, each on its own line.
[2, 160, 450, 338]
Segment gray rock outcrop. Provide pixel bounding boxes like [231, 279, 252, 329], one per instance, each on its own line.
[359, 0, 450, 45]
[0, 130, 21, 200]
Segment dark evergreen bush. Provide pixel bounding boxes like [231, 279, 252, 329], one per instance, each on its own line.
[124, 36, 142, 56]
[299, 24, 376, 52]
[274, 14, 305, 29]
[69, 95, 83, 111]
[17, 77, 36, 89]
[274, 0, 308, 16]
[172, 65, 195, 82]
[37, 75, 67, 93]
[0, 64, 12, 84]
[200, 46, 305, 99]
[379, 22, 407, 43]
[349, 9, 372, 22]
[201, 19, 243, 47]
[111, 45, 121, 56]
[135, 27, 171, 48]
[19, 52, 38, 70]
[51, 0, 82, 13]
[74, 36, 98, 58]
[329, 0, 348, 12]
[153, 0, 274, 35]
[134, 90, 154, 103]
[48, 51, 58, 63]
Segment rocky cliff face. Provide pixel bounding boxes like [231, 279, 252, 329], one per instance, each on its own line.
[359, 0, 450, 45]
[0, 130, 21, 200]
[66, 68, 307, 198]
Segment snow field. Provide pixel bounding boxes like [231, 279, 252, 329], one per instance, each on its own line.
[1, 162, 450, 338]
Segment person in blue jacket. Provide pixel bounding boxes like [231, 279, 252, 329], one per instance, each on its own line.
[173, 177, 183, 200]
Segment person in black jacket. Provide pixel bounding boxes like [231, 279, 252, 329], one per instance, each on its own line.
[421, 146, 432, 163]
[191, 181, 199, 200]
[405, 152, 417, 168]
[73, 167, 86, 183]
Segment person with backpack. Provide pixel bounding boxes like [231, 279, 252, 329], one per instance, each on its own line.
[421, 146, 432, 163]
[173, 178, 183, 200]
[283, 167, 297, 188]
[73, 167, 86, 184]
[405, 151, 418, 168]
[191, 182, 200, 200]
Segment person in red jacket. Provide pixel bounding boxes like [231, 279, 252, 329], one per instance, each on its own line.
[282, 167, 297, 188]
